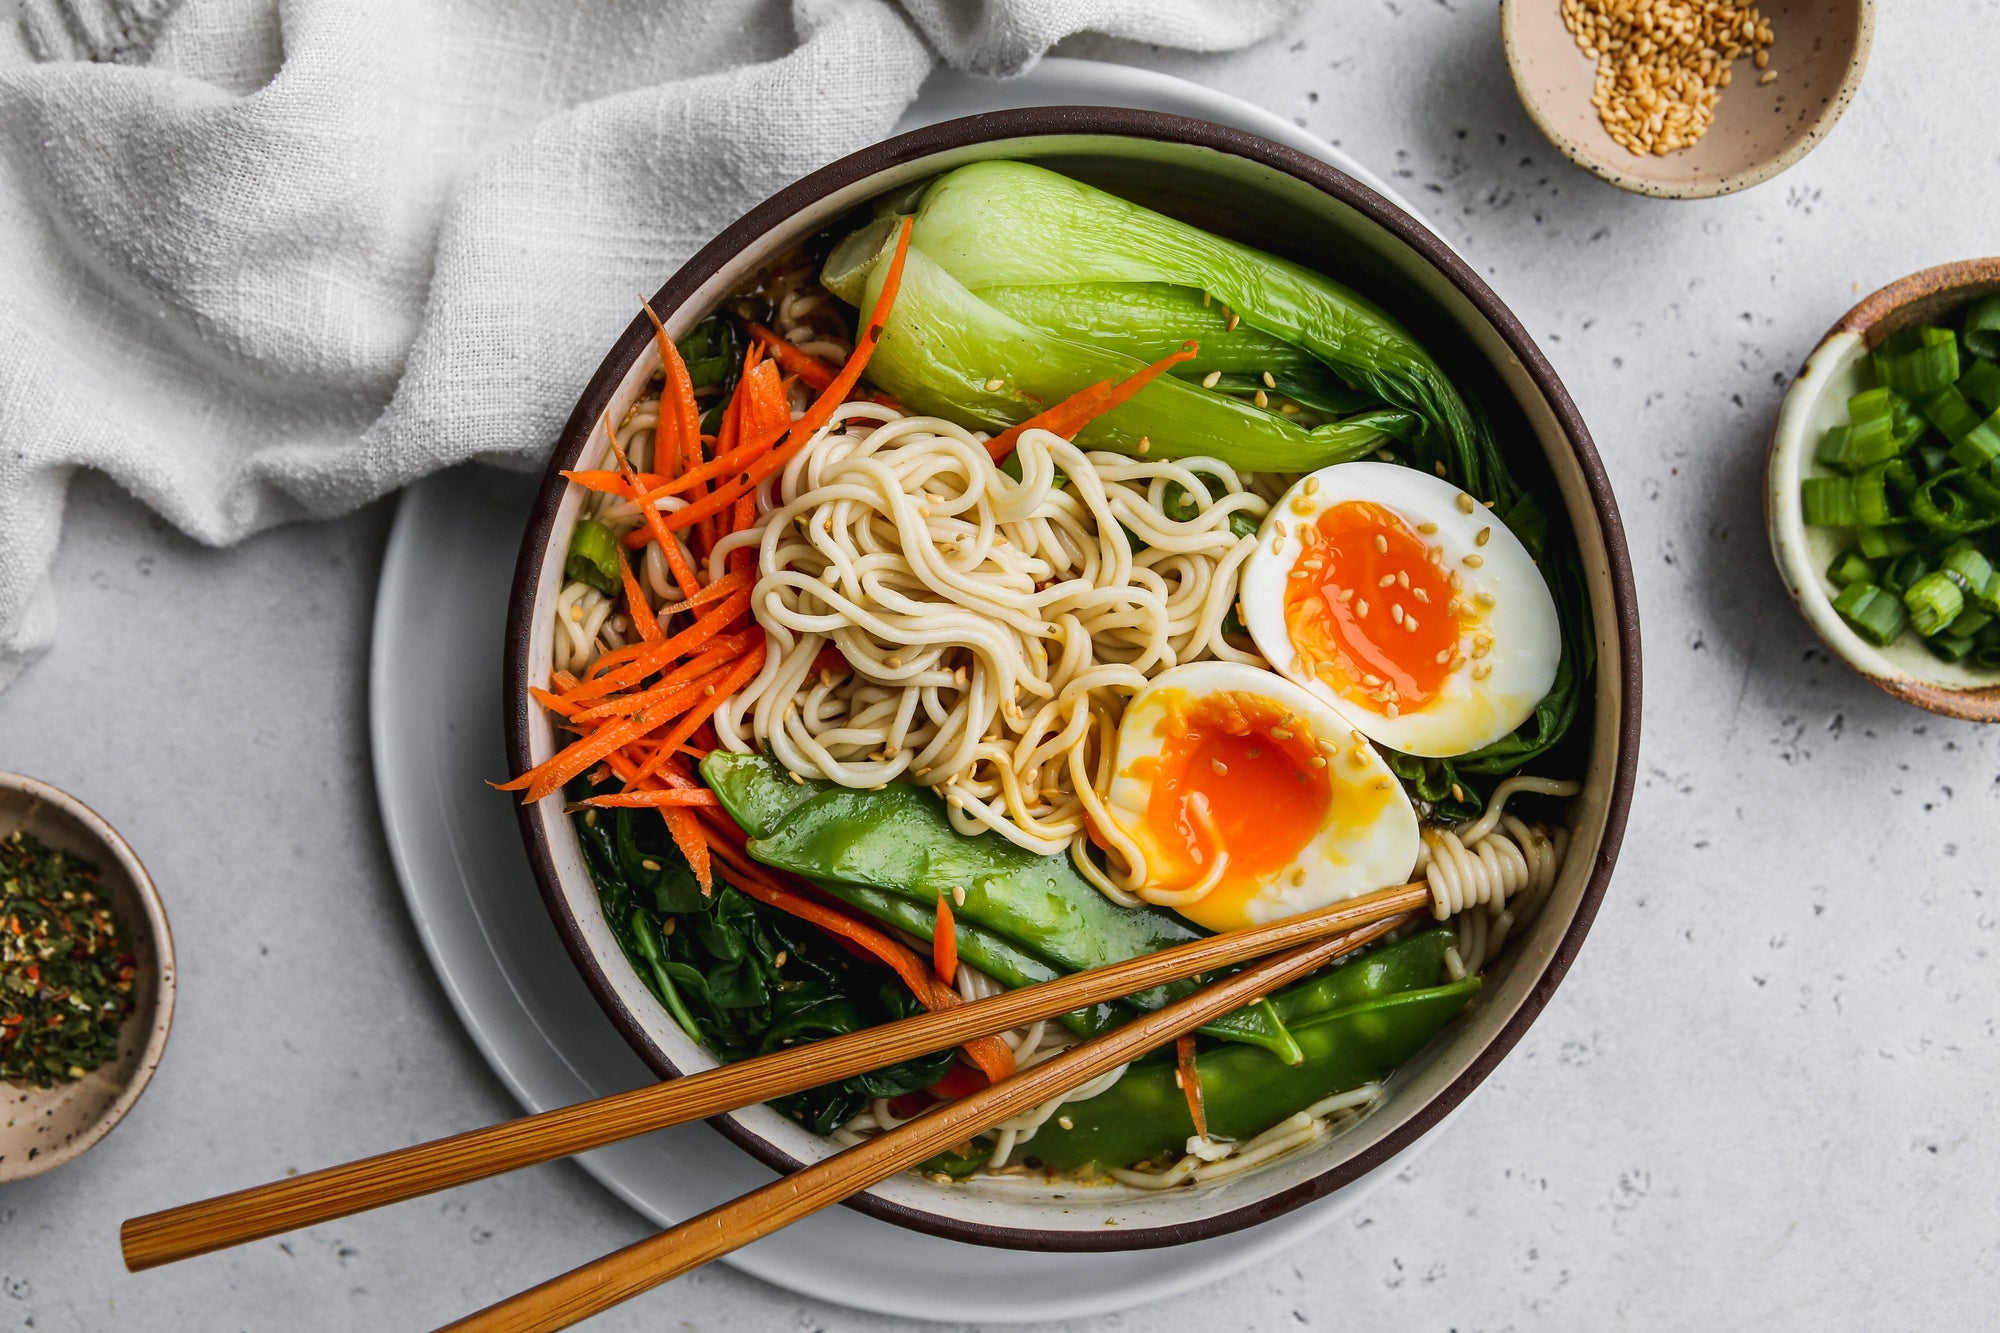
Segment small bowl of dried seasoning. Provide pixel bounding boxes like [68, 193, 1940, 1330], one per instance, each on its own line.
[1500, 0, 1874, 199]
[1, 773, 175, 1181]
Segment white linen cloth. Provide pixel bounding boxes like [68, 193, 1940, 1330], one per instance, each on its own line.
[0, 0, 1297, 687]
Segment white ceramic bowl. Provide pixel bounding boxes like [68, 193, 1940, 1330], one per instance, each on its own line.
[504, 107, 1641, 1250]
[1767, 258, 2000, 721]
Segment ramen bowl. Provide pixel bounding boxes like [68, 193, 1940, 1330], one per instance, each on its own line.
[505, 107, 1641, 1250]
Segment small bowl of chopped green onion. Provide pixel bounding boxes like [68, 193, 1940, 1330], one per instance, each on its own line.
[0, 773, 176, 1181]
[1768, 258, 2000, 721]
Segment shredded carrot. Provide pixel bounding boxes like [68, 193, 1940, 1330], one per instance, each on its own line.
[624, 365, 790, 509]
[604, 412, 704, 604]
[558, 590, 751, 706]
[578, 642, 650, 684]
[984, 340, 1201, 462]
[503, 658, 743, 803]
[630, 646, 767, 786]
[562, 635, 760, 723]
[580, 789, 720, 808]
[616, 548, 661, 643]
[529, 685, 579, 719]
[933, 891, 958, 985]
[663, 806, 712, 895]
[1175, 1035, 1209, 1140]
[561, 469, 668, 497]
[656, 567, 753, 617]
[648, 217, 914, 537]
[639, 302, 704, 480]
[747, 321, 839, 390]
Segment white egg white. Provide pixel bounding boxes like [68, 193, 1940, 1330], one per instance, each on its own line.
[1101, 661, 1419, 933]
[1237, 461, 1561, 757]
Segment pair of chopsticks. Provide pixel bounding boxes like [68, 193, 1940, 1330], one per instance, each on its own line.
[122, 878, 1432, 1332]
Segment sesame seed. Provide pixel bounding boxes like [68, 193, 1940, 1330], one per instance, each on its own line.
[1384, 702, 1399, 718]
[790, 771, 805, 784]
[774, 950, 789, 968]
[1427, 547, 1444, 566]
[1373, 534, 1389, 554]
[1475, 591, 1497, 608]
[1463, 553, 1485, 568]
[1201, 370, 1222, 389]
[1404, 615, 1419, 631]
[1758, 68, 1777, 85]
[1253, 389, 1270, 409]
[1304, 475, 1321, 496]
[1435, 650, 1450, 664]
[1413, 588, 1430, 604]
[1290, 569, 1308, 579]
[1273, 521, 1287, 539]
[1472, 662, 1492, 681]
[1378, 449, 1398, 462]
[1397, 570, 1410, 588]
[1476, 526, 1492, 547]
[1262, 371, 1277, 389]
[984, 377, 1006, 392]
[1451, 784, 1464, 802]
[1059, 1115, 1074, 1130]
[704, 684, 716, 696]
[1271, 727, 1293, 740]
[1379, 574, 1397, 588]
[1338, 588, 1355, 603]
[1290, 866, 1307, 887]
[1281, 403, 1301, 415]
[641, 858, 660, 872]
[1310, 755, 1327, 769]
[1225, 311, 1240, 332]
[886, 655, 902, 668]
[1202, 290, 1212, 307]
[953, 885, 967, 906]
[1356, 599, 1369, 617]
[1391, 604, 1405, 624]
[1417, 521, 1439, 535]
[1434, 462, 1447, 476]
[1137, 435, 1152, 454]
[1211, 758, 1228, 775]
[1455, 493, 1476, 514]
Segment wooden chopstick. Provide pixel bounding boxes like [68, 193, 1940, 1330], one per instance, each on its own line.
[437, 920, 1402, 1333]
[121, 879, 1430, 1273]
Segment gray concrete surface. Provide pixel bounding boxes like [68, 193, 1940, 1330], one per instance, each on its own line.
[6, 2, 2000, 1328]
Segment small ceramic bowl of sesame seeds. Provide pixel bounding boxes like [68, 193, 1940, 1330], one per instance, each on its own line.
[0, 773, 176, 1182]
[1499, 0, 1874, 199]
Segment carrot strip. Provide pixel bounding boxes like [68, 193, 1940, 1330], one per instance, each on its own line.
[1175, 1035, 1209, 1140]
[561, 469, 667, 497]
[984, 340, 1201, 462]
[580, 789, 720, 808]
[649, 218, 913, 537]
[617, 549, 661, 643]
[605, 412, 704, 605]
[559, 589, 750, 706]
[663, 806, 712, 895]
[562, 633, 761, 723]
[933, 890, 958, 985]
[631, 646, 767, 785]
[747, 321, 838, 390]
[503, 652, 750, 801]
[926, 1064, 988, 1101]
[529, 686, 579, 719]
[578, 642, 650, 684]
[657, 568, 754, 617]
[639, 301, 705, 482]
[737, 360, 792, 448]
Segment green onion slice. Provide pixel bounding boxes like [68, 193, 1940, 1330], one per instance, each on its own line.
[564, 518, 623, 596]
[1874, 326, 1960, 396]
[1833, 582, 1906, 646]
[1964, 295, 2000, 361]
[1905, 569, 1966, 637]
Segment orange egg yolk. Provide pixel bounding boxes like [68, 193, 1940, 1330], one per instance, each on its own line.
[1283, 500, 1464, 715]
[1132, 691, 1331, 893]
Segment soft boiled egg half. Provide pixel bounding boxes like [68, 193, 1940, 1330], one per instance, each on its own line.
[1099, 661, 1419, 933]
[1238, 462, 1560, 758]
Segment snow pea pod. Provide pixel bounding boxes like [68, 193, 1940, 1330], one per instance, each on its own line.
[702, 754, 1114, 1037]
[1022, 978, 1481, 1173]
[1264, 929, 1454, 1026]
[708, 754, 1303, 1062]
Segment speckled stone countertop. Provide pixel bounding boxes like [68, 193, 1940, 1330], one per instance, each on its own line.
[6, 3, 1999, 1328]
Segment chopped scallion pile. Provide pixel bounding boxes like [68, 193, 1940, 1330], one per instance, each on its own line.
[1803, 303, 2000, 667]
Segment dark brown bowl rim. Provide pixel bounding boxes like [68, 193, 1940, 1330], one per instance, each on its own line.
[503, 105, 1643, 1253]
